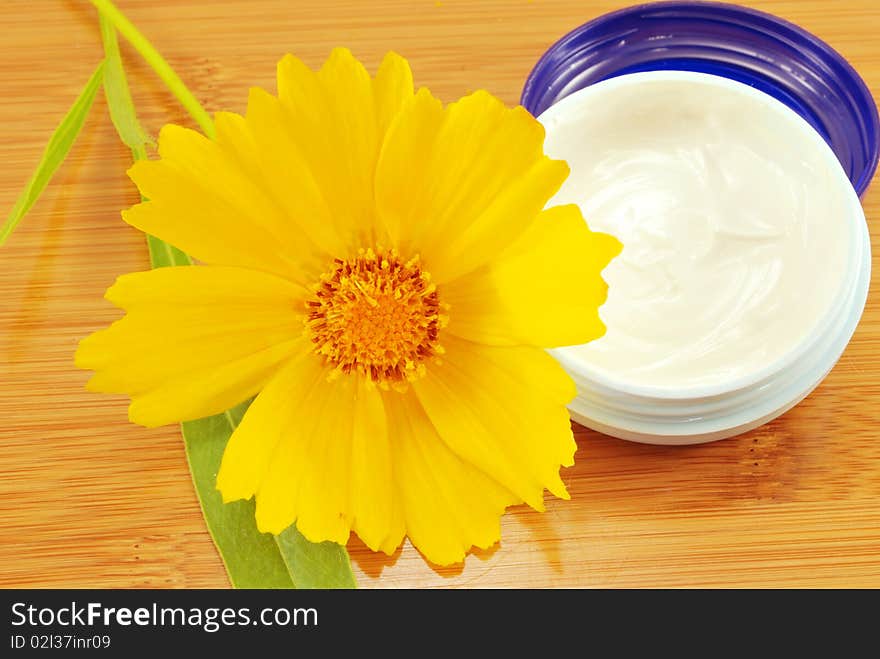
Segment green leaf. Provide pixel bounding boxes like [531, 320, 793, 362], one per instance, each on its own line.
[183, 404, 357, 589]
[276, 525, 358, 589]
[146, 234, 191, 269]
[182, 403, 295, 588]
[99, 13, 151, 161]
[147, 216, 298, 589]
[96, 9, 356, 589]
[91, 0, 215, 138]
[99, 13, 187, 269]
[1, 61, 104, 246]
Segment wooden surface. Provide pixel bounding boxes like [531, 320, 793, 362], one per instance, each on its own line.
[1, 0, 879, 589]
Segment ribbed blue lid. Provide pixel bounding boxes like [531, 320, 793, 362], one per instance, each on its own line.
[521, 1, 879, 195]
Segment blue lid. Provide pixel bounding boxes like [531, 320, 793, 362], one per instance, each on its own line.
[521, 1, 879, 196]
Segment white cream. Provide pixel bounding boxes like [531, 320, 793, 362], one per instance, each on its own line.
[540, 74, 851, 389]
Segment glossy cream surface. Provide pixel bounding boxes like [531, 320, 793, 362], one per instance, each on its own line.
[540, 73, 850, 389]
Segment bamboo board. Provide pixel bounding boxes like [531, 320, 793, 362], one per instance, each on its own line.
[1, 0, 879, 588]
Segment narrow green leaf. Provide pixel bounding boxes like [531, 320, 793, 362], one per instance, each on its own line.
[182, 403, 295, 588]
[99, 13, 150, 161]
[276, 525, 358, 589]
[90, 0, 215, 138]
[1, 62, 104, 246]
[146, 234, 191, 269]
[149, 232, 297, 588]
[95, 10, 356, 588]
[99, 14, 186, 269]
[184, 404, 357, 589]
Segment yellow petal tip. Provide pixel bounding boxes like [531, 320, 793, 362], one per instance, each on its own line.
[127, 402, 164, 430]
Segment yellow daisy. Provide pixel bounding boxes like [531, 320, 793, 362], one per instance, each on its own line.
[75, 48, 620, 566]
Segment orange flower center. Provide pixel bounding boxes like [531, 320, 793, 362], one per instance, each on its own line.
[305, 248, 446, 388]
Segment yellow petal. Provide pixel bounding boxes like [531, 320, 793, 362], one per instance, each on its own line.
[214, 109, 343, 265]
[376, 89, 568, 282]
[445, 204, 622, 347]
[123, 50, 410, 275]
[436, 156, 570, 283]
[372, 51, 414, 142]
[251, 372, 397, 551]
[216, 351, 327, 504]
[245, 360, 337, 539]
[75, 266, 306, 427]
[384, 391, 519, 566]
[349, 379, 396, 552]
[373, 87, 444, 247]
[272, 48, 385, 252]
[125, 123, 325, 284]
[413, 336, 577, 510]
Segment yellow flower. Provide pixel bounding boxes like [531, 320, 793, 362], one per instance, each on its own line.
[75, 48, 621, 566]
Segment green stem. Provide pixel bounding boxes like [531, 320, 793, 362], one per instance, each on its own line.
[90, 0, 215, 138]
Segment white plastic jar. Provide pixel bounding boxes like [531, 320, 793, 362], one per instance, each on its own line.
[539, 71, 871, 445]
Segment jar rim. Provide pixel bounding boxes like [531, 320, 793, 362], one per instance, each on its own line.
[521, 0, 879, 196]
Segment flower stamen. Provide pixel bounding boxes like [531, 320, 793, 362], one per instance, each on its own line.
[305, 248, 446, 389]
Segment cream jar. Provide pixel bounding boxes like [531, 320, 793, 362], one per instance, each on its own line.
[538, 70, 871, 444]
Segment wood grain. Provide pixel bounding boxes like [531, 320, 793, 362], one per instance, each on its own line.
[1, 0, 879, 588]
